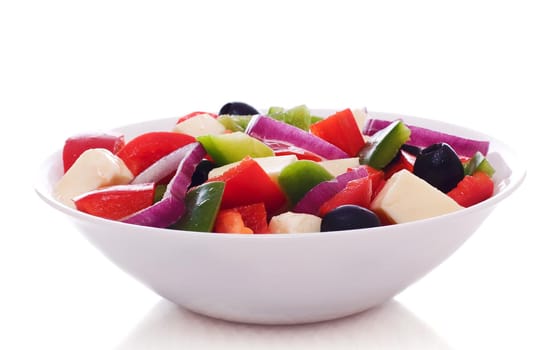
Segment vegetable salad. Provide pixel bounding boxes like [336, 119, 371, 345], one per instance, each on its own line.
[53, 102, 495, 233]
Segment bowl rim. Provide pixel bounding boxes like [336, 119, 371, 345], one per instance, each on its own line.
[34, 110, 527, 241]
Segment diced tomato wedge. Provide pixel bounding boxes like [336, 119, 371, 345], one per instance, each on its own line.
[384, 149, 416, 179]
[213, 209, 254, 234]
[447, 172, 494, 207]
[235, 202, 269, 233]
[318, 176, 373, 217]
[177, 111, 218, 124]
[309, 108, 366, 157]
[230, 202, 269, 233]
[116, 132, 196, 176]
[374, 179, 387, 199]
[207, 157, 287, 215]
[350, 165, 385, 199]
[73, 183, 155, 220]
[63, 132, 125, 172]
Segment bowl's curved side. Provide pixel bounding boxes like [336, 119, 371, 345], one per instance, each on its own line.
[66, 201, 494, 324]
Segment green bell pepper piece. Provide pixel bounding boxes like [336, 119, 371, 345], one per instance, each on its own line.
[359, 120, 411, 170]
[464, 151, 495, 177]
[267, 104, 312, 131]
[172, 181, 225, 232]
[278, 160, 334, 205]
[197, 132, 274, 166]
[216, 114, 254, 132]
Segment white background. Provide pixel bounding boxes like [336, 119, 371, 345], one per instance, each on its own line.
[1, 0, 556, 349]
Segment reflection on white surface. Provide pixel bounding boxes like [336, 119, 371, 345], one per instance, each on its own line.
[115, 299, 452, 350]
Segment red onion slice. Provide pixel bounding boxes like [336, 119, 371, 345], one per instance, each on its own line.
[131, 144, 197, 185]
[121, 196, 185, 228]
[164, 142, 206, 199]
[121, 142, 206, 228]
[293, 166, 370, 216]
[246, 115, 349, 160]
[364, 119, 489, 157]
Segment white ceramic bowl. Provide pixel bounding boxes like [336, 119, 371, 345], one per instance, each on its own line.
[34, 111, 525, 325]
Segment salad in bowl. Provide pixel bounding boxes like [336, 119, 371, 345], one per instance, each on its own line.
[35, 102, 525, 324]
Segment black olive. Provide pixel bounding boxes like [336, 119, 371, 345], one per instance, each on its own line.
[320, 205, 381, 232]
[218, 102, 259, 116]
[413, 142, 464, 193]
[189, 159, 217, 188]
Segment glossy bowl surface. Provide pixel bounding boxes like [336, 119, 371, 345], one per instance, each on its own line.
[35, 111, 525, 324]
